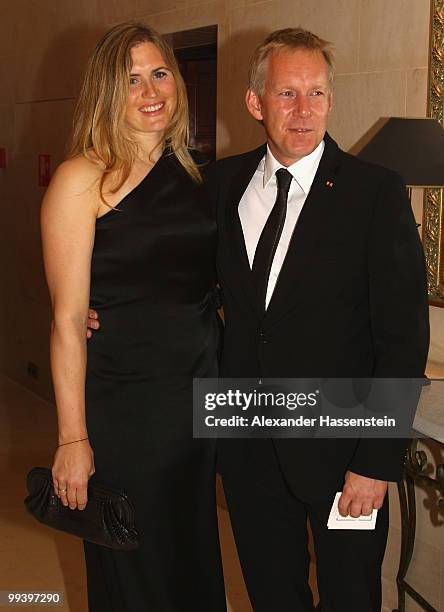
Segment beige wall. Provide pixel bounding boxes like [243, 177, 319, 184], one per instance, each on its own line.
[0, 1, 442, 610]
[0, 0, 439, 396]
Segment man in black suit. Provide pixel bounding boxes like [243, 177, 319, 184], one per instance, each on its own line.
[206, 28, 429, 612]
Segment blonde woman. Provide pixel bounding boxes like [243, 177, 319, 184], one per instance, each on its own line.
[41, 22, 226, 611]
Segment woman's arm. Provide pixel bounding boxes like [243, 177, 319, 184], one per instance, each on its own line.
[41, 156, 101, 511]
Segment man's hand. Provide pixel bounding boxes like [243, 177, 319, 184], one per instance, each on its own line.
[338, 471, 388, 518]
[87, 308, 100, 338]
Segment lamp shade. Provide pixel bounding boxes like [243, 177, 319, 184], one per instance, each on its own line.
[356, 117, 444, 187]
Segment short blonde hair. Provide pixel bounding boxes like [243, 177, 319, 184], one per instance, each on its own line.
[248, 28, 335, 95]
[69, 21, 200, 206]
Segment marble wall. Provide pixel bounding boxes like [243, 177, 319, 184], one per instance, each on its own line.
[0, 1, 442, 610]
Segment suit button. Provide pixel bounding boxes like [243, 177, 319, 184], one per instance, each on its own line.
[259, 331, 267, 344]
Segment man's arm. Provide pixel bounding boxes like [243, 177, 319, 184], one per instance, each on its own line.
[339, 170, 429, 516]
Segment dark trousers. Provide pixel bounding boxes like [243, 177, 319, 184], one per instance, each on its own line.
[219, 439, 389, 612]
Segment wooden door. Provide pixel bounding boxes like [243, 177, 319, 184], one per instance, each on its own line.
[175, 45, 217, 162]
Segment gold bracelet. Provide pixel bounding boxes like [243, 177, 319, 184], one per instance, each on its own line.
[57, 436, 89, 447]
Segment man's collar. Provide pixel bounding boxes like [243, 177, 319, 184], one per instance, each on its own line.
[263, 139, 325, 194]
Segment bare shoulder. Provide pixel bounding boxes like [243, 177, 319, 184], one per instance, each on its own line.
[42, 153, 105, 218]
[50, 153, 104, 196]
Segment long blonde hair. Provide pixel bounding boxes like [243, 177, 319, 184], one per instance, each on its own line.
[69, 21, 201, 205]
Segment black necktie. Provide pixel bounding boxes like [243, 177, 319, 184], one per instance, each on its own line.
[252, 168, 293, 312]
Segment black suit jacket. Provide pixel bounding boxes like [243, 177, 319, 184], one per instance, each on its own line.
[206, 133, 429, 500]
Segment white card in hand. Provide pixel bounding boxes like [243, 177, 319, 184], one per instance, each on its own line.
[327, 492, 377, 530]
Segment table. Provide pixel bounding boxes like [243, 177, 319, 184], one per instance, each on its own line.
[394, 380, 444, 612]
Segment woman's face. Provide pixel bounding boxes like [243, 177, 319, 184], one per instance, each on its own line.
[125, 41, 177, 144]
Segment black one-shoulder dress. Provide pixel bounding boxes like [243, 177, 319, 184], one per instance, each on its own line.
[83, 151, 226, 611]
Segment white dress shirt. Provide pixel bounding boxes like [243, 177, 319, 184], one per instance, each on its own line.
[238, 140, 325, 309]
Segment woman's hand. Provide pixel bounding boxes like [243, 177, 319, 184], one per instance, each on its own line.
[52, 440, 95, 511]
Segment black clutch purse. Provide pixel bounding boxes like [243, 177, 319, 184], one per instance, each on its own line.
[24, 467, 139, 551]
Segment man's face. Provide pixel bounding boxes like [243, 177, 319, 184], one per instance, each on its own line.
[246, 48, 333, 166]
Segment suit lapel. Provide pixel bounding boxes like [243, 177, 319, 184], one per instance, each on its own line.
[220, 145, 266, 319]
[264, 133, 342, 327]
